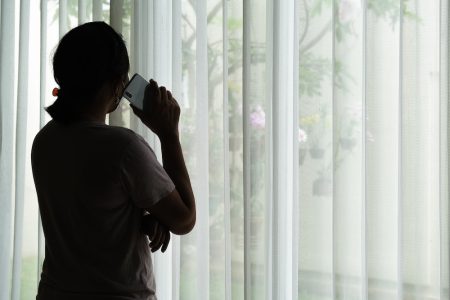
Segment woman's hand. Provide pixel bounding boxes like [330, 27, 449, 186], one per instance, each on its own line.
[141, 214, 171, 253]
[130, 79, 180, 140]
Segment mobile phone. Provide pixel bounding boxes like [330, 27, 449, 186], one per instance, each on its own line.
[122, 73, 149, 110]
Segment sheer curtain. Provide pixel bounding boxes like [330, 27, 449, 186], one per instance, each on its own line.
[0, 0, 448, 299]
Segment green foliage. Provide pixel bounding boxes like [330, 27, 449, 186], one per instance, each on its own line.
[310, 0, 333, 17]
[227, 18, 243, 31]
[368, 0, 419, 26]
[300, 53, 331, 97]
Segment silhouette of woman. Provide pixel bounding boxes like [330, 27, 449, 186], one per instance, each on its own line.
[32, 21, 195, 300]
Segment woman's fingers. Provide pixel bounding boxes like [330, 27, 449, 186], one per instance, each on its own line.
[142, 216, 158, 241]
[161, 230, 171, 253]
[142, 216, 170, 253]
[143, 79, 160, 113]
[150, 227, 164, 252]
[159, 86, 168, 106]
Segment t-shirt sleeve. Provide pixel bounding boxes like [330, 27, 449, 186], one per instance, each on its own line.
[120, 135, 175, 208]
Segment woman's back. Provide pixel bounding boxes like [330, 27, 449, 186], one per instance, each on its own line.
[32, 120, 172, 299]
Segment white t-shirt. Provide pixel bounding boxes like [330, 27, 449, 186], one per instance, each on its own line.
[31, 119, 175, 300]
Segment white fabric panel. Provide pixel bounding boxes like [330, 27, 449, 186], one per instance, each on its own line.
[59, 0, 67, 37]
[129, 0, 145, 135]
[0, 0, 16, 298]
[361, 1, 368, 299]
[272, 0, 295, 298]
[37, 0, 48, 282]
[292, 0, 299, 298]
[108, 0, 123, 127]
[92, 0, 102, 21]
[39, 0, 47, 139]
[333, 0, 365, 298]
[109, 0, 123, 44]
[297, 0, 334, 297]
[153, 0, 171, 87]
[150, 0, 171, 160]
[242, 0, 251, 297]
[440, 1, 449, 298]
[401, 1, 442, 299]
[78, 0, 87, 24]
[151, 1, 173, 299]
[398, 5, 405, 299]
[222, 0, 232, 299]
[195, 0, 210, 299]
[331, 1, 336, 298]
[11, 1, 30, 299]
[264, 0, 274, 298]
[141, 0, 156, 148]
[171, 1, 182, 299]
[365, 2, 401, 299]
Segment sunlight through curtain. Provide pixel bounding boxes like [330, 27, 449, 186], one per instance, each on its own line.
[0, 0, 448, 299]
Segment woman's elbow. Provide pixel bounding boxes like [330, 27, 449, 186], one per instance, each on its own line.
[172, 210, 196, 235]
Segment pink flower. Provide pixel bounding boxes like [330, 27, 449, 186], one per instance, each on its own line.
[250, 105, 265, 129]
[298, 128, 308, 143]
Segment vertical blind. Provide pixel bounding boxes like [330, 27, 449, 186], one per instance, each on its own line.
[0, 0, 449, 299]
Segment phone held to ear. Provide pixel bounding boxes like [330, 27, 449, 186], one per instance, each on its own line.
[122, 73, 148, 110]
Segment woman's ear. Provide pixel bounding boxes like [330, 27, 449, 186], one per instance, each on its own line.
[113, 79, 122, 99]
[113, 76, 127, 99]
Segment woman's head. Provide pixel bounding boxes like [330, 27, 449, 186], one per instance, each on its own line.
[46, 21, 129, 123]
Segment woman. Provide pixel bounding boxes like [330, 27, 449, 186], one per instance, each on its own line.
[32, 22, 196, 300]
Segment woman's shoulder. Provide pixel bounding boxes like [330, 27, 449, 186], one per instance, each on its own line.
[105, 124, 145, 145]
[32, 119, 146, 151]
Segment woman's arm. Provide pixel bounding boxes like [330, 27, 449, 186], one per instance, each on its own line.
[131, 79, 196, 235]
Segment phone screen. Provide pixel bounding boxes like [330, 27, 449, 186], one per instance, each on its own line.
[122, 73, 148, 110]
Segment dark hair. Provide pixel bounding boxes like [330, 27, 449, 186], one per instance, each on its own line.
[46, 21, 129, 123]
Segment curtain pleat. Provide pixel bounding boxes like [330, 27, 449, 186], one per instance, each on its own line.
[272, 0, 297, 298]
[401, 0, 443, 298]
[265, 0, 274, 298]
[398, 3, 404, 298]
[171, 1, 182, 299]
[108, 0, 124, 127]
[141, 0, 156, 147]
[92, 0, 102, 22]
[37, 0, 47, 283]
[78, 0, 87, 24]
[222, 0, 232, 298]
[361, 0, 368, 299]
[129, 0, 144, 135]
[333, 0, 365, 298]
[440, 1, 450, 298]
[0, 0, 16, 298]
[152, 2, 174, 298]
[292, 0, 300, 298]
[331, 0, 337, 297]
[298, 0, 334, 296]
[242, 0, 251, 297]
[11, 1, 31, 299]
[59, 0, 67, 37]
[195, 1, 210, 299]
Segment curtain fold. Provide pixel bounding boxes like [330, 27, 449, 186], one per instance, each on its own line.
[0, 0, 16, 298]
[0, 0, 448, 299]
[11, 1, 31, 299]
